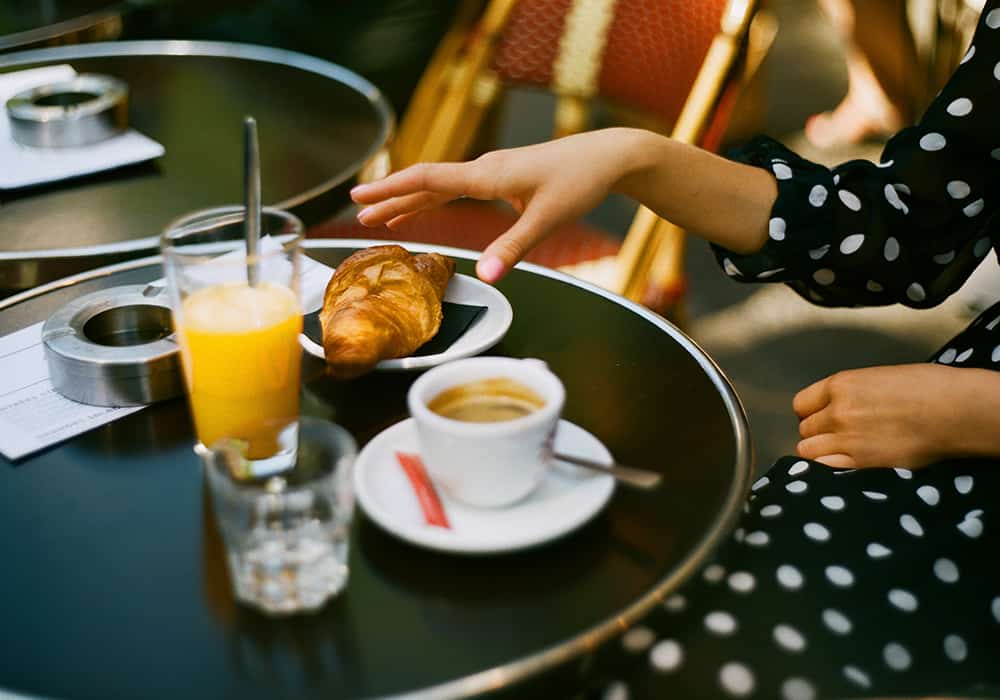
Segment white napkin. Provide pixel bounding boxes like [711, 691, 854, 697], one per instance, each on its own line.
[0, 65, 165, 190]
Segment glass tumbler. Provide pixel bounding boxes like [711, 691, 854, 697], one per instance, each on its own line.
[200, 417, 357, 615]
[160, 205, 303, 473]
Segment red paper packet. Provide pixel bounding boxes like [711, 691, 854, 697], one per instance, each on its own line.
[395, 452, 451, 529]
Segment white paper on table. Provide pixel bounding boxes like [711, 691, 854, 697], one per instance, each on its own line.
[0, 65, 166, 190]
[0, 242, 335, 462]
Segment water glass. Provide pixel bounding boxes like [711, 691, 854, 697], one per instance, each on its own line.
[200, 417, 357, 615]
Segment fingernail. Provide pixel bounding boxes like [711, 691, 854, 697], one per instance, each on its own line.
[350, 183, 370, 197]
[477, 256, 505, 282]
[357, 207, 374, 224]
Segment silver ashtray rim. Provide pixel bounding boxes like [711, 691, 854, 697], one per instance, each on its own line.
[5, 73, 128, 147]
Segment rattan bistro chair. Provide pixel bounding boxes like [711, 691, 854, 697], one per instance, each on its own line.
[311, 0, 776, 315]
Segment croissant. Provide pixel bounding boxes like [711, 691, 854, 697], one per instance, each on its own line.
[319, 245, 456, 379]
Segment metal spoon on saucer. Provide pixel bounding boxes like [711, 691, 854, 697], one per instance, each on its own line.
[548, 450, 663, 490]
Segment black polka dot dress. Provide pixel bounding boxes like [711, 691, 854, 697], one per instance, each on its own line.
[587, 3, 1000, 698]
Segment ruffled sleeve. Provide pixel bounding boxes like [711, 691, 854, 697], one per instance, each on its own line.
[712, 0, 1000, 308]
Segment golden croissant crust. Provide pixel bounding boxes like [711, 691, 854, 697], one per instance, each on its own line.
[320, 245, 456, 378]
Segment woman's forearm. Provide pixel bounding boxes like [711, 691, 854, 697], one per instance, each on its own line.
[611, 128, 777, 255]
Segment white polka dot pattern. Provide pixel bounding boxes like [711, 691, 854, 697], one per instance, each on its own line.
[944, 634, 968, 662]
[803, 522, 830, 542]
[664, 594, 686, 612]
[777, 565, 804, 590]
[823, 608, 853, 635]
[781, 677, 816, 700]
[893, 468, 913, 479]
[704, 564, 726, 583]
[769, 218, 787, 240]
[884, 642, 912, 671]
[840, 234, 865, 255]
[786, 480, 808, 494]
[760, 504, 782, 518]
[955, 475, 974, 494]
[934, 558, 960, 583]
[884, 184, 908, 212]
[888, 588, 919, 612]
[963, 199, 985, 217]
[650, 639, 684, 673]
[825, 565, 854, 587]
[728, 572, 756, 593]
[987, 8, 1000, 28]
[602, 681, 629, 700]
[821, 496, 845, 511]
[705, 611, 737, 636]
[838, 190, 861, 210]
[843, 665, 870, 689]
[773, 624, 806, 652]
[808, 244, 830, 260]
[867, 542, 892, 559]
[947, 97, 973, 116]
[745, 531, 770, 547]
[884, 237, 901, 261]
[719, 663, 755, 697]
[947, 180, 971, 198]
[933, 250, 956, 264]
[900, 514, 924, 537]
[808, 185, 828, 207]
[863, 490, 887, 501]
[920, 133, 947, 150]
[916, 485, 940, 506]
[622, 626, 656, 653]
[773, 163, 792, 180]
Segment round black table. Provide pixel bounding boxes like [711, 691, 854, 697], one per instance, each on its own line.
[0, 41, 394, 290]
[0, 241, 752, 699]
[0, 0, 123, 52]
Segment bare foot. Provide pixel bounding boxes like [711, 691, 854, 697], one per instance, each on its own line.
[804, 52, 906, 149]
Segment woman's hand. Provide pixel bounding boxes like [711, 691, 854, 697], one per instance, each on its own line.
[350, 129, 639, 282]
[793, 364, 1000, 469]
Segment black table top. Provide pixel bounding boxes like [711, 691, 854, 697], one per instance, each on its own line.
[0, 241, 752, 699]
[0, 0, 123, 51]
[0, 41, 394, 290]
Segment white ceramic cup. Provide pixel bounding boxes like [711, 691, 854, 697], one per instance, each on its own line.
[407, 357, 565, 508]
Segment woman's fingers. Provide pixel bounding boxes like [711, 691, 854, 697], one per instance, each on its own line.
[796, 433, 843, 461]
[358, 192, 448, 227]
[798, 407, 833, 438]
[476, 202, 556, 283]
[812, 454, 857, 469]
[792, 376, 831, 419]
[351, 161, 488, 204]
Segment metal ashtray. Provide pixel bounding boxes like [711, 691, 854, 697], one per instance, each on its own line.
[42, 284, 183, 407]
[6, 73, 128, 148]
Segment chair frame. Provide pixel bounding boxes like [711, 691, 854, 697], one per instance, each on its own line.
[391, 0, 770, 307]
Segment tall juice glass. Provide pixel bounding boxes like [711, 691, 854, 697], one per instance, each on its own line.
[161, 206, 304, 470]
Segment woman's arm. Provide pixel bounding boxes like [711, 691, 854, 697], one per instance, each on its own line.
[351, 127, 776, 282]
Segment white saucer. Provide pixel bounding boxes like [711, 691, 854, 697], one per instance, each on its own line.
[300, 273, 514, 371]
[353, 418, 616, 554]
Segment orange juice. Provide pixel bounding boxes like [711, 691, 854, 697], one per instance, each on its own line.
[177, 282, 302, 458]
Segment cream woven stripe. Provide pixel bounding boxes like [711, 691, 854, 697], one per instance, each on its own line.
[552, 0, 619, 96]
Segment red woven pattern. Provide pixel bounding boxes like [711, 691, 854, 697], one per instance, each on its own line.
[490, 0, 728, 124]
[307, 201, 620, 270]
[491, 0, 572, 87]
[599, 0, 728, 123]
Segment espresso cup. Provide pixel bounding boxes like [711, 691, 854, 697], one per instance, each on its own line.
[407, 357, 565, 508]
